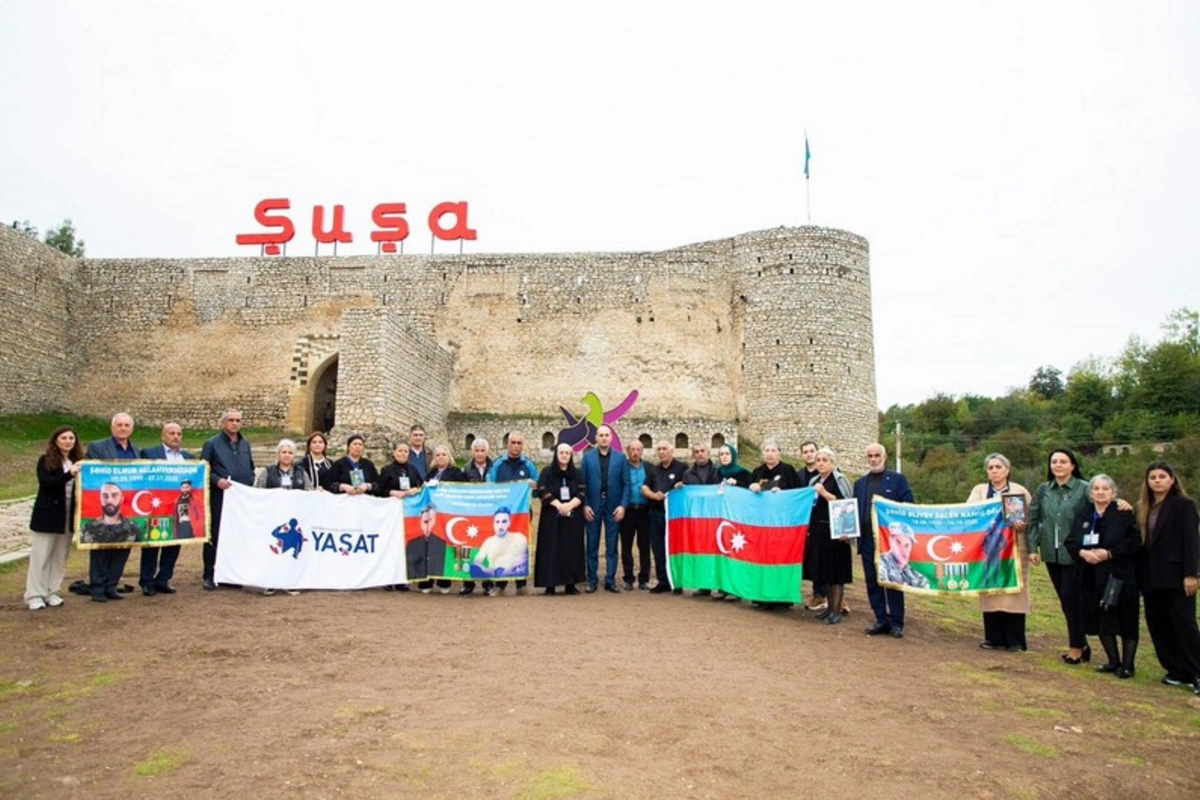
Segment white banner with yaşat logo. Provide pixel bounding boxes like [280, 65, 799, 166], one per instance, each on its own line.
[216, 484, 407, 589]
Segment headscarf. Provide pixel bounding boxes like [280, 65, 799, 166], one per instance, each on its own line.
[717, 445, 751, 480]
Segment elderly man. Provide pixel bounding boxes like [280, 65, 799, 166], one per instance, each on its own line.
[407, 424, 430, 478]
[682, 442, 721, 596]
[138, 422, 196, 596]
[646, 440, 688, 594]
[83, 413, 141, 601]
[80, 482, 141, 602]
[459, 438, 494, 595]
[200, 409, 255, 590]
[581, 425, 630, 593]
[486, 432, 538, 596]
[619, 440, 653, 591]
[854, 442, 916, 638]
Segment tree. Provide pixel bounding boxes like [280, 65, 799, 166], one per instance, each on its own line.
[1028, 365, 1064, 400]
[1163, 307, 1200, 357]
[11, 220, 38, 238]
[1064, 363, 1114, 430]
[43, 218, 85, 257]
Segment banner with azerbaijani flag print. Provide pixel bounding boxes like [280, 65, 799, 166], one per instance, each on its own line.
[75, 460, 209, 550]
[403, 482, 532, 582]
[666, 485, 816, 603]
[872, 497, 1022, 596]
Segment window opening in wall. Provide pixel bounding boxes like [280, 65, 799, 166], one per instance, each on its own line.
[775, 363, 780, 373]
[638, 433, 653, 448]
[465, 433, 476, 450]
[675, 433, 689, 449]
[501, 432, 510, 447]
[809, 337, 814, 345]
[711, 433, 726, 448]
[542, 431, 555, 450]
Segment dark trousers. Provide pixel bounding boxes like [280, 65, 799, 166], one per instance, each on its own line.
[983, 611, 1027, 650]
[620, 505, 651, 584]
[140, 545, 181, 589]
[203, 494, 223, 582]
[649, 509, 669, 586]
[1046, 562, 1086, 648]
[585, 505, 620, 587]
[463, 579, 527, 591]
[89, 548, 132, 597]
[1143, 588, 1200, 681]
[862, 551, 905, 628]
[417, 579, 452, 591]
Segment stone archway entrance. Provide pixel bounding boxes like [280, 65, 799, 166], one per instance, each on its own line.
[309, 355, 338, 434]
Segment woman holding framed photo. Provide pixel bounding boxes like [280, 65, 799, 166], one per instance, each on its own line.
[966, 453, 1032, 652]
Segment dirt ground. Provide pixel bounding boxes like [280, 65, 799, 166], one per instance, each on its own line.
[2, 545, 1200, 800]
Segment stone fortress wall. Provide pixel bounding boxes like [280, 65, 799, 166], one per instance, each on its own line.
[0, 223, 877, 472]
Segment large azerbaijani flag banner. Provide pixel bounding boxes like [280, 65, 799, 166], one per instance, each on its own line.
[217, 484, 406, 589]
[872, 497, 1022, 596]
[403, 482, 532, 582]
[666, 485, 816, 603]
[75, 461, 209, 550]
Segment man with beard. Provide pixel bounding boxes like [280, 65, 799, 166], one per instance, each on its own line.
[138, 423, 198, 596]
[470, 507, 529, 579]
[486, 432, 538, 595]
[80, 482, 141, 602]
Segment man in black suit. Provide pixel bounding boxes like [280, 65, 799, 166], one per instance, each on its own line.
[407, 505, 448, 592]
[139, 422, 195, 596]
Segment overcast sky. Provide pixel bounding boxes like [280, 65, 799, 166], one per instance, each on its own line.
[3, 1, 1198, 408]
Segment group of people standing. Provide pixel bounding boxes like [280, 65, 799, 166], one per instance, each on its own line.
[23, 412, 1200, 697]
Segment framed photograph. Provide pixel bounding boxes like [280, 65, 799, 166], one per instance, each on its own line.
[830, 498, 861, 539]
[1001, 492, 1027, 526]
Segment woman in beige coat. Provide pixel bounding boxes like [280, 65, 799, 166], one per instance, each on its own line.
[967, 453, 1031, 652]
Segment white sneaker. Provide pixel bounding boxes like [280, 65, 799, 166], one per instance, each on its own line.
[420, 588, 432, 594]
[262, 588, 276, 596]
[46, 594, 64, 607]
[284, 590, 301, 596]
[438, 587, 451, 595]
[28, 597, 46, 611]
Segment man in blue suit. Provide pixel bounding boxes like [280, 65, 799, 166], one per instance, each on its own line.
[581, 425, 630, 593]
[139, 422, 195, 596]
[854, 442, 916, 638]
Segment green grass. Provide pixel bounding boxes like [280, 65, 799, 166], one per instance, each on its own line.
[134, 747, 189, 777]
[1002, 733, 1061, 759]
[517, 765, 591, 800]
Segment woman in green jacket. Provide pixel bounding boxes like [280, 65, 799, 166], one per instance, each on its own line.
[1029, 448, 1130, 664]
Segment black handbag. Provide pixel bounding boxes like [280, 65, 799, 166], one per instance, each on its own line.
[1100, 575, 1124, 610]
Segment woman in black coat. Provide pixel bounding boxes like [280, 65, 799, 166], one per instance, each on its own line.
[1065, 475, 1141, 678]
[1137, 461, 1200, 694]
[534, 443, 586, 594]
[323, 434, 380, 495]
[25, 426, 83, 610]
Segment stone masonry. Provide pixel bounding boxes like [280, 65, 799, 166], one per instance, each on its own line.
[0, 223, 877, 472]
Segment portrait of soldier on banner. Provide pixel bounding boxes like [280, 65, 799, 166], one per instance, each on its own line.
[76, 461, 210, 549]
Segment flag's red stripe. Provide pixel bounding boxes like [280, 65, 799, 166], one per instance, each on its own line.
[81, 489, 192, 518]
[879, 525, 1015, 562]
[404, 512, 532, 542]
[669, 517, 807, 565]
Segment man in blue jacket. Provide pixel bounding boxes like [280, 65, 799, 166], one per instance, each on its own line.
[581, 425, 631, 593]
[854, 442, 915, 638]
[485, 432, 539, 596]
[138, 422, 195, 596]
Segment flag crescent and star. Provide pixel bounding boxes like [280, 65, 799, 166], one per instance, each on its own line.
[444, 516, 469, 545]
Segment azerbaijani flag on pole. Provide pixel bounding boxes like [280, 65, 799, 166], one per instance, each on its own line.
[873, 497, 1022, 596]
[667, 485, 816, 603]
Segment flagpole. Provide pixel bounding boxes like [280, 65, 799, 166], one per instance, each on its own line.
[804, 129, 812, 223]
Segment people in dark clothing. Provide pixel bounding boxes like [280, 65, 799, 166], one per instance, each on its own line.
[855, 442, 916, 639]
[1066, 475, 1140, 678]
[325, 434, 380, 495]
[645, 440, 688, 594]
[535, 443, 586, 594]
[806, 448, 855, 625]
[1136, 461, 1200, 694]
[25, 426, 82, 610]
[486, 432, 537, 596]
[748, 440, 802, 493]
[460, 438, 494, 595]
[84, 413, 140, 601]
[621, 440, 653, 591]
[581, 425, 630, 593]
[201, 409, 256, 590]
[301, 431, 333, 492]
[138, 422, 196, 596]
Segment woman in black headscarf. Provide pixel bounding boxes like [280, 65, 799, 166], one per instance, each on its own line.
[534, 443, 586, 595]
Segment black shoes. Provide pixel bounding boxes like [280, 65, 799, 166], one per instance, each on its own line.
[141, 584, 156, 597]
[156, 583, 177, 594]
[1062, 645, 1091, 665]
[979, 641, 1003, 650]
[672, 588, 683, 596]
[823, 612, 843, 625]
[1095, 663, 1120, 674]
[565, 585, 581, 595]
[544, 587, 557, 596]
[203, 578, 217, 591]
[1117, 668, 1135, 679]
[649, 584, 671, 594]
[623, 581, 634, 591]
[694, 589, 712, 597]
[890, 627, 905, 638]
[1162, 674, 1187, 687]
[604, 583, 620, 594]
[866, 623, 892, 636]
[105, 590, 124, 600]
[585, 583, 598, 594]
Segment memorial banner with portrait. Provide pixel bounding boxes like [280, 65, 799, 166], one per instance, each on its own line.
[872, 497, 1023, 596]
[216, 484, 407, 589]
[74, 460, 210, 550]
[402, 482, 532, 582]
[666, 485, 817, 603]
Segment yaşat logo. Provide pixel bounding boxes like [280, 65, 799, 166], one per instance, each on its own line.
[268, 518, 379, 558]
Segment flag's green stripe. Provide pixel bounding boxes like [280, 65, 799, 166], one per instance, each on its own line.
[670, 554, 802, 603]
[910, 559, 1018, 592]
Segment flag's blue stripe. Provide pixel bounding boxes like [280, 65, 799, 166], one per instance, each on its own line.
[668, 485, 816, 527]
[876, 498, 1004, 534]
